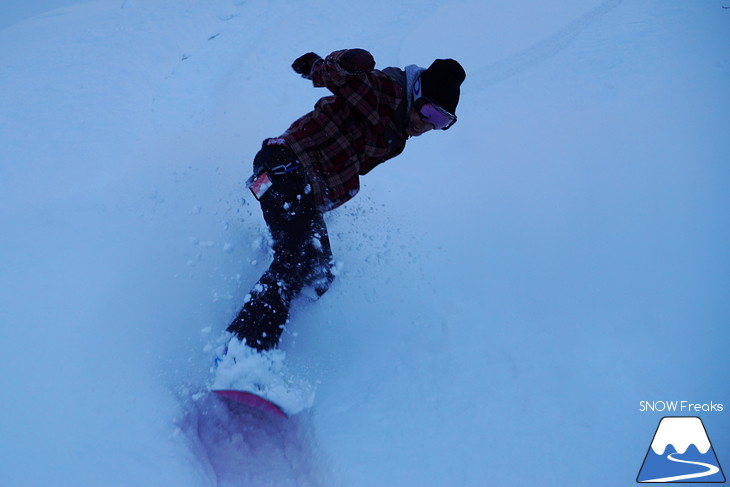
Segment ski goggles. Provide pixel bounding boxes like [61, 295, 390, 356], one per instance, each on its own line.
[413, 77, 457, 130]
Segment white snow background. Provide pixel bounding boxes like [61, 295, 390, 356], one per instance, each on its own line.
[1, 0, 729, 485]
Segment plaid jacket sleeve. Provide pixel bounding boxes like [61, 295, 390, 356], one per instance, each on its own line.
[309, 50, 398, 125]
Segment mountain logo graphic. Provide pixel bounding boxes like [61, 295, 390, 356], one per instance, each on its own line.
[637, 416, 725, 483]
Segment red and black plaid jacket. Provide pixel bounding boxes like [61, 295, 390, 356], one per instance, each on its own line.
[281, 50, 408, 211]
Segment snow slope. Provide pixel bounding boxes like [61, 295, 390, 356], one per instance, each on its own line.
[1, 0, 728, 485]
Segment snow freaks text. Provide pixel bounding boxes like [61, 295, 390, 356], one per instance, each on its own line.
[639, 401, 724, 413]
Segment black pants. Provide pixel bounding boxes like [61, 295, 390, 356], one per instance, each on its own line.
[227, 143, 334, 351]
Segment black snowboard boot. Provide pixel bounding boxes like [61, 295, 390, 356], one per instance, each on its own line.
[226, 271, 292, 351]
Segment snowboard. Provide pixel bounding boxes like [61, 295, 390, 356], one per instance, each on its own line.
[212, 389, 288, 419]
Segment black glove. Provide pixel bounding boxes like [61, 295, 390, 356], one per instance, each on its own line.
[292, 52, 321, 79]
[338, 49, 375, 74]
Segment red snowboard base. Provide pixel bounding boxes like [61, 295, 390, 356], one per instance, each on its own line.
[212, 389, 288, 419]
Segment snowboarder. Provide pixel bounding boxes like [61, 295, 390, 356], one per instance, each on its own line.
[227, 48, 466, 351]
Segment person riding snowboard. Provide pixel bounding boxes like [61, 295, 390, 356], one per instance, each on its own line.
[227, 48, 466, 351]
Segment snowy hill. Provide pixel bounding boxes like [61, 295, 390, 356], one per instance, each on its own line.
[1, 0, 728, 486]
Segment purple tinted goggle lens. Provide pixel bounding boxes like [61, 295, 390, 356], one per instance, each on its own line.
[417, 99, 457, 130]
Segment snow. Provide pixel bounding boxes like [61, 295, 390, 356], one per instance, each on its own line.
[1, 0, 728, 486]
[211, 337, 316, 415]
